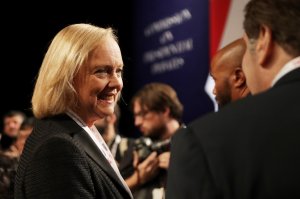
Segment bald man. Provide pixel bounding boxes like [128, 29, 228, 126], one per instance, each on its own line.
[210, 38, 250, 109]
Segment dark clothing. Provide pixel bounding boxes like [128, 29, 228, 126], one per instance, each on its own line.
[0, 153, 18, 199]
[107, 134, 135, 179]
[14, 114, 132, 199]
[132, 137, 171, 199]
[0, 134, 16, 151]
[133, 169, 167, 199]
[166, 68, 300, 199]
[106, 133, 169, 199]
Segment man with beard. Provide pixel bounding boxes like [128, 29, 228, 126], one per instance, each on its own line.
[210, 38, 250, 109]
[130, 82, 184, 199]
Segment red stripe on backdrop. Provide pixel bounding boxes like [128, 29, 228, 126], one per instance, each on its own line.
[209, 0, 231, 59]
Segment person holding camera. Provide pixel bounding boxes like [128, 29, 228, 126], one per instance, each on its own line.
[94, 103, 167, 194]
[94, 104, 136, 179]
[130, 82, 184, 199]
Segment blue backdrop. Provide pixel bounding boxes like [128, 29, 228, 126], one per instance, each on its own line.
[132, 0, 214, 124]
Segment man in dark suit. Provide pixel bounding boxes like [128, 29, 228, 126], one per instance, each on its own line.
[166, 0, 300, 198]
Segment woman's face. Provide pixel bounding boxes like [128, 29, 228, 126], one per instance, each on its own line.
[74, 37, 123, 126]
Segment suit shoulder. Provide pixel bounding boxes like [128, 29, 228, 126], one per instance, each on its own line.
[185, 96, 255, 137]
[30, 133, 83, 161]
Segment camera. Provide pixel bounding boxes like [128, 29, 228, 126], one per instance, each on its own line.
[133, 137, 171, 162]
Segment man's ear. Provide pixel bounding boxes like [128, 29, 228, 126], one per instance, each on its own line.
[163, 107, 170, 117]
[256, 25, 272, 67]
[233, 67, 246, 88]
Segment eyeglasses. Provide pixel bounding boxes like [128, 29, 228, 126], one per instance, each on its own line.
[133, 110, 151, 119]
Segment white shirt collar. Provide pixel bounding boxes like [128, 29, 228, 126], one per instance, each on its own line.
[271, 56, 300, 86]
[65, 110, 132, 196]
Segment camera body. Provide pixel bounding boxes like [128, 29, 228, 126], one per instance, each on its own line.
[133, 137, 171, 162]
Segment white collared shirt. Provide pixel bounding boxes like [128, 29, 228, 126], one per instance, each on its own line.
[66, 110, 132, 196]
[271, 56, 300, 86]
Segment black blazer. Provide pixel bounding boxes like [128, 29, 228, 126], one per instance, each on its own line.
[166, 68, 300, 199]
[14, 114, 132, 199]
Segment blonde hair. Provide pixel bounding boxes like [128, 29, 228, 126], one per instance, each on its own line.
[32, 23, 117, 119]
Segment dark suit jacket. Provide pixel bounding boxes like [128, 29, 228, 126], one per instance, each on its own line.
[166, 68, 300, 199]
[14, 114, 132, 199]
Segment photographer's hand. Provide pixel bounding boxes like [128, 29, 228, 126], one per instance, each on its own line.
[158, 151, 170, 169]
[125, 151, 160, 190]
[137, 151, 160, 184]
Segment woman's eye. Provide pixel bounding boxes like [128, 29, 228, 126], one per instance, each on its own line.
[98, 69, 106, 73]
[116, 68, 123, 77]
[95, 68, 108, 75]
[94, 66, 123, 77]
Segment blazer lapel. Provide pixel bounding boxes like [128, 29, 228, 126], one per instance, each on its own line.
[74, 130, 127, 187]
[53, 114, 132, 197]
